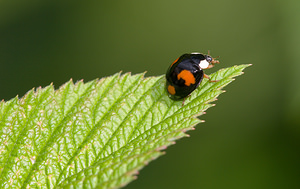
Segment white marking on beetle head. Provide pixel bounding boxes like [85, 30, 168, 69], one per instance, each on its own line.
[191, 52, 201, 54]
[199, 60, 209, 69]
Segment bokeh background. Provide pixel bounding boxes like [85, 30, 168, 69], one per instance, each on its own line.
[0, 0, 299, 188]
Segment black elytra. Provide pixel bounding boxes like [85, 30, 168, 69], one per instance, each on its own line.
[166, 53, 218, 100]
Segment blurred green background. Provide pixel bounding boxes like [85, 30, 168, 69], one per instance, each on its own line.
[0, 0, 299, 188]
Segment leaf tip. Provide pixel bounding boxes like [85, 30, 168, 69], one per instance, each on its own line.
[156, 145, 168, 151]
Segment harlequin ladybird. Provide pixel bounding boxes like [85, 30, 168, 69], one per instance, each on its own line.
[166, 52, 219, 100]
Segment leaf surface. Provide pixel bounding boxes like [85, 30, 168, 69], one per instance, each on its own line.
[0, 64, 250, 189]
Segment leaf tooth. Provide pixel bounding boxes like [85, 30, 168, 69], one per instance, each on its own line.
[54, 73, 146, 185]
[0, 64, 250, 188]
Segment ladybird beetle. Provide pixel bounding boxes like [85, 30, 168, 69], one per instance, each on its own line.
[166, 52, 219, 100]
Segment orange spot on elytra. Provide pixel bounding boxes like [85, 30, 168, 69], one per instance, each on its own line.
[171, 57, 179, 67]
[177, 70, 195, 86]
[167, 85, 176, 95]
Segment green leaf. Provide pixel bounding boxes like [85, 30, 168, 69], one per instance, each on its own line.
[0, 64, 250, 189]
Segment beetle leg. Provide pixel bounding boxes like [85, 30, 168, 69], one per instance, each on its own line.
[181, 94, 192, 106]
[182, 98, 186, 107]
[204, 74, 219, 82]
[203, 64, 215, 69]
[211, 59, 219, 64]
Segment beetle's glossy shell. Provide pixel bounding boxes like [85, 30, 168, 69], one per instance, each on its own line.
[166, 53, 205, 100]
